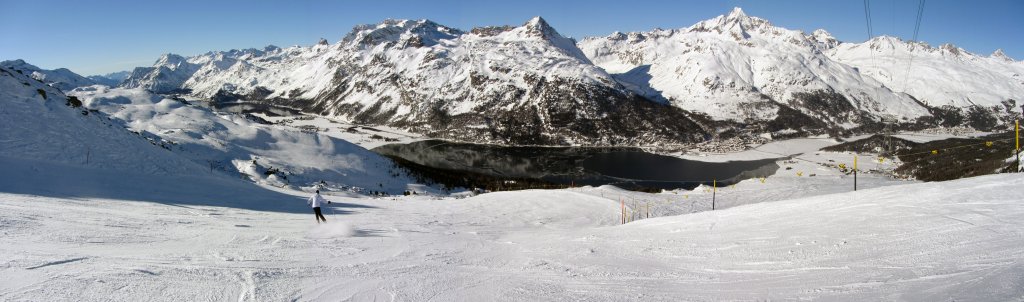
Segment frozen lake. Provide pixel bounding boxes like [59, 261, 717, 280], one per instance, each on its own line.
[373, 140, 780, 190]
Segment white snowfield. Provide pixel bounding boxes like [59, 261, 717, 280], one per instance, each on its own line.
[2, 167, 1023, 301]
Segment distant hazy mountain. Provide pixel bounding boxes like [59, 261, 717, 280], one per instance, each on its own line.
[87, 70, 131, 87]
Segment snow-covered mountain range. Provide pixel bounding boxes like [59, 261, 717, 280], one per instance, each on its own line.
[579, 8, 1022, 131]
[114, 17, 707, 146]
[827, 36, 1024, 127]
[11, 8, 1023, 146]
[580, 8, 933, 125]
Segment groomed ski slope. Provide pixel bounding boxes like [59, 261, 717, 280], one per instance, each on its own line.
[2, 169, 1022, 301]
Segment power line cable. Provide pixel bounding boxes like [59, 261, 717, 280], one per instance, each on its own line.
[862, 0, 875, 123]
[900, 0, 926, 93]
[863, 0, 874, 39]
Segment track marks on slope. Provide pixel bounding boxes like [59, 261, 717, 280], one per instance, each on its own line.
[25, 257, 88, 270]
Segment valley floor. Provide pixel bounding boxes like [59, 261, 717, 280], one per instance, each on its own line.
[2, 169, 1023, 301]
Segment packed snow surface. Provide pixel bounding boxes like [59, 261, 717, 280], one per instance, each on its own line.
[2, 157, 1022, 301]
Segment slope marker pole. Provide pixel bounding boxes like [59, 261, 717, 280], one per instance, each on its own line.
[712, 179, 716, 211]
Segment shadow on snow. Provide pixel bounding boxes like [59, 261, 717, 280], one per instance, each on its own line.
[0, 155, 377, 215]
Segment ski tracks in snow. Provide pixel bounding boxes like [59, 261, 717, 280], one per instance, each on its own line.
[3, 174, 1024, 300]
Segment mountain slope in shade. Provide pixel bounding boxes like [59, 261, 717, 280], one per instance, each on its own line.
[0, 59, 97, 91]
[578, 8, 933, 128]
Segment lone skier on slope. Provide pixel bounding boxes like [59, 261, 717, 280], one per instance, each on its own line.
[307, 190, 330, 223]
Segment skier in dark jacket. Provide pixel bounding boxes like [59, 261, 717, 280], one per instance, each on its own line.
[307, 190, 330, 223]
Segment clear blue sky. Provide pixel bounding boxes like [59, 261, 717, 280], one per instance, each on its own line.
[2, 0, 1020, 76]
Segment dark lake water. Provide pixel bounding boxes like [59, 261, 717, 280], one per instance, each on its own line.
[373, 140, 780, 191]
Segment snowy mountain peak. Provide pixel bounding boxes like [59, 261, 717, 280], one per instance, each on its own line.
[990, 49, 1013, 62]
[939, 43, 966, 57]
[727, 7, 747, 19]
[523, 16, 557, 37]
[866, 35, 901, 48]
[155, 53, 189, 68]
[343, 19, 462, 48]
[809, 29, 838, 48]
[499, 16, 592, 63]
[689, 7, 774, 40]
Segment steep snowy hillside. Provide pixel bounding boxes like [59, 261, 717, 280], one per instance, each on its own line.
[1, 59, 97, 91]
[0, 66, 198, 175]
[578, 8, 932, 131]
[1, 65, 301, 207]
[69, 86, 417, 193]
[828, 36, 1024, 128]
[119, 18, 709, 146]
